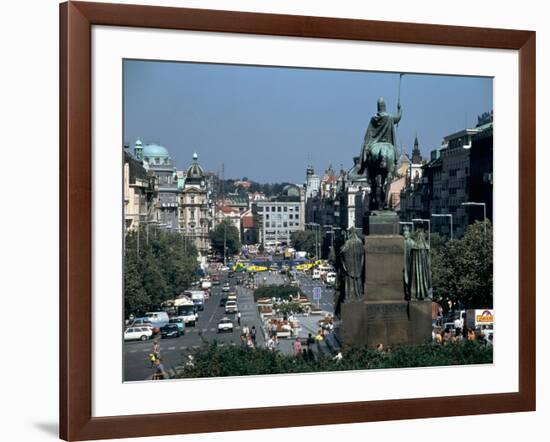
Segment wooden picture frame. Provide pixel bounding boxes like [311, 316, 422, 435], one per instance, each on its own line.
[60, 1, 536, 440]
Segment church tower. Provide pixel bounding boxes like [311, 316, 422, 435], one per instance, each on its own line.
[411, 135, 422, 164]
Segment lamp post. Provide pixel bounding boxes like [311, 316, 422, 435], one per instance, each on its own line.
[431, 213, 453, 240]
[461, 202, 487, 234]
[412, 218, 431, 248]
[306, 222, 321, 260]
[323, 225, 341, 257]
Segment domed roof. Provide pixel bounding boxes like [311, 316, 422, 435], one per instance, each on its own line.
[142, 143, 170, 159]
[282, 184, 300, 197]
[186, 152, 205, 181]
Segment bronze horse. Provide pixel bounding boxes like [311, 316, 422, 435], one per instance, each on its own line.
[359, 142, 397, 210]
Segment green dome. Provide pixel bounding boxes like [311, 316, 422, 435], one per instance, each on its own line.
[142, 143, 170, 160]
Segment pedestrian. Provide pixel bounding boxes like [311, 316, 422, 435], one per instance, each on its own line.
[251, 325, 257, 344]
[293, 337, 302, 357]
[153, 358, 167, 380]
[306, 333, 315, 360]
[148, 353, 156, 368]
[376, 343, 384, 352]
[240, 334, 248, 349]
[237, 311, 241, 326]
[443, 328, 452, 343]
[467, 328, 476, 341]
[152, 340, 160, 361]
[315, 329, 324, 352]
[333, 351, 343, 362]
[247, 336, 255, 349]
[266, 336, 275, 351]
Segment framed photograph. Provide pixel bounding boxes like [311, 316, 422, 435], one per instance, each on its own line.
[60, 1, 535, 440]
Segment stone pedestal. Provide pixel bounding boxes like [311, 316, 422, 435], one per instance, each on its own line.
[408, 300, 433, 345]
[366, 210, 400, 235]
[340, 213, 432, 348]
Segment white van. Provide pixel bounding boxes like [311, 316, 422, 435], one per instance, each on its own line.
[145, 311, 170, 327]
[185, 290, 206, 311]
[326, 272, 336, 286]
[312, 269, 321, 280]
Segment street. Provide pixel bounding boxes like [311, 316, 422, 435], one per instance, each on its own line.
[124, 274, 264, 381]
[124, 270, 337, 381]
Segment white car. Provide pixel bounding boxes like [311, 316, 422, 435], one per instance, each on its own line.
[225, 300, 238, 314]
[124, 327, 153, 341]
[222, 284, 230, 292]
[217, 317, 234, 333]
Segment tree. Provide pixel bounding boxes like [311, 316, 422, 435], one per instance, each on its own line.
[431, 220, 493, 309]
[290, 230, 317, 256]
[124, 226, 199, 318]
[124, 252, 150, 316]
[209, 219, 241, 258]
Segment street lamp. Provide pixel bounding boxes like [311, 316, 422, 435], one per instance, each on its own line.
[431, 213, 454, 240]
[306, 222, 321, 260]
[323, 225, 341, 256]
[412, 218, 431, 248]
[461, 202, 487, 234]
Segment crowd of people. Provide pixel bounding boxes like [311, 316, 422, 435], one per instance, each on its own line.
[239, 324, 257, 349]
[433, 326, 493, 345]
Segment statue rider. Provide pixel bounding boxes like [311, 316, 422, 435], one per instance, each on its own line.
[358, 97, 402, 210]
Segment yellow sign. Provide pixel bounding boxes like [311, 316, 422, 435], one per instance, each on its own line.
[476, 310, 494, 323]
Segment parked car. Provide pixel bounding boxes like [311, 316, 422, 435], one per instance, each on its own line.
[130, 318, 159, 334]
[124, 327, 153, 341]
[145, 311, 170, 327]
[169, 317, 186, 333]
[160, 324, 181, 339]
[225, 300, 238, 314]
[217, 317, 234, 333]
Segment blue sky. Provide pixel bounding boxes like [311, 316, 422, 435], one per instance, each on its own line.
[124, 60, 492, 184]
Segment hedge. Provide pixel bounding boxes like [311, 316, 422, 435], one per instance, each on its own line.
[174, 340, 493, 379]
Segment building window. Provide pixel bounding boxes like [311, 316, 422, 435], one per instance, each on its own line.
[277, 207, 282, 212]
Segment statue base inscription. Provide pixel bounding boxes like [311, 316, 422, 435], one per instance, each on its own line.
[340, 299, 432, 347]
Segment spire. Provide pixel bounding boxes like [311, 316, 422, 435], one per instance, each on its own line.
[411, 134, 422, 164]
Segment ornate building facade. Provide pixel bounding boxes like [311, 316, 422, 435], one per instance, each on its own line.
[178, 153, 211, 256]
[136, 139, 179, 231]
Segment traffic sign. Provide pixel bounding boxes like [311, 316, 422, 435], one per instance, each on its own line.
[313, 287, 322, 300]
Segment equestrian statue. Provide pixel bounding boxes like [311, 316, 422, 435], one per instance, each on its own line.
[358, 96, 402, 210]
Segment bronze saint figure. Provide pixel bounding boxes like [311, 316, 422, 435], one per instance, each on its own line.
[340, 227, 365, 301]
[403, 226, 415, 300]
[410, 230, 432, 300]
